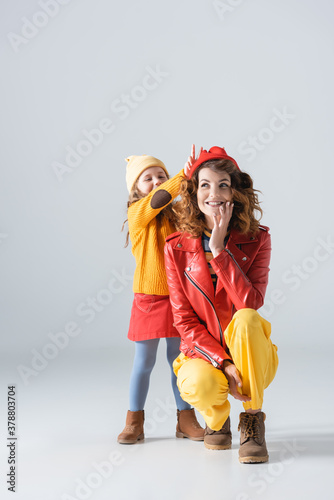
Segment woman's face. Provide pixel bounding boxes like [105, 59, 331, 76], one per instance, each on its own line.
[197, 167, 233, 227]
[136, 166, 168, 195]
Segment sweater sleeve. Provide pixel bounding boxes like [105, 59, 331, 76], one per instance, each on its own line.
[128, 169, 184, 230]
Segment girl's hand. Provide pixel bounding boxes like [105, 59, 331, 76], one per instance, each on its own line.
[184, 144, 203, 177]
[222, 360, 251, 403]
[209, 202, 234, 257]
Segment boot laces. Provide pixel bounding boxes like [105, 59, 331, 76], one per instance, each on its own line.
[238, 413, 260, 439]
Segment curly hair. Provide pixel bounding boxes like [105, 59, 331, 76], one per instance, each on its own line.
[172, 159, 263, 237]
[122, 178, 175, 247]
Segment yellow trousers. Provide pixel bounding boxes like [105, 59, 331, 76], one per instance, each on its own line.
[173, 309, 278, 431]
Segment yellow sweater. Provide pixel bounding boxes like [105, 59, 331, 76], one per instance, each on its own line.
[128, 169, 184, 295]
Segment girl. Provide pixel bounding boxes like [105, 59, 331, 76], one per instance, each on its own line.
[117, 150, 204, 444]
[164, 146, 279, 463]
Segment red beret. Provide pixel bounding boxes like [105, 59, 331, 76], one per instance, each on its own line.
[187, 146, 240, 178]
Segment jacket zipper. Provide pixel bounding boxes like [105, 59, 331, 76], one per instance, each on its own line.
[194, 346, 219, 368]
[184, 270, 224, 348]
[224, 248, 251, 283]
[184, 271, 223, 345]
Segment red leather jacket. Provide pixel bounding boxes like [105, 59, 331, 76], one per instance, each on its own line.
[164, 226, 271, 369]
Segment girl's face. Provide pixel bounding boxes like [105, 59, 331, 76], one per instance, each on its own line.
[136, 166, 168, 195]
[197, 167, 233, 226]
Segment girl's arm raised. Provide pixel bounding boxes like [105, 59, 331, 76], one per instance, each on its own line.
[128, 169, 184, 230]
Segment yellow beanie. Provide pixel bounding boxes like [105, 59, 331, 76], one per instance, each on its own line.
[125, 154, 169, 192]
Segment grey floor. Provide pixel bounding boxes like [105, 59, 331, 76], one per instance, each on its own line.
[1, 344, 333, 500]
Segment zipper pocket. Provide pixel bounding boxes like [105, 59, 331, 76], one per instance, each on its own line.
[184, 270, 223, 346]
[194, 346, 219, 368]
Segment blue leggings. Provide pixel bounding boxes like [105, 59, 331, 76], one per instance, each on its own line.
[129, 338, 191, 412]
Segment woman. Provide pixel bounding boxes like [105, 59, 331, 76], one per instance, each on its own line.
[164, 146, 278, 463]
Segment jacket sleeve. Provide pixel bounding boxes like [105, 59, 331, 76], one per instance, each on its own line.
[164, 241, 231, 369]
[210, 231, 271, 310]
[128, 169, 184, 231]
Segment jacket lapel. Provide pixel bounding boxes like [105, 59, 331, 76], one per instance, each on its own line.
[173, 233, 215, 302]
[172, 229, 258, 301]
[214, 229, 257, 295]
[226, 228, 257, 268]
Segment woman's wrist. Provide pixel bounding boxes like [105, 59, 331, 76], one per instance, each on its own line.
[222, 359, 233, 373]
[211, 247, 225, 258]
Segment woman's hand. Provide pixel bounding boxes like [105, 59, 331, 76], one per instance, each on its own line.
[222, 360, 251, 403]
[209, 202, 234, 257]
[184, 144, 203, 177]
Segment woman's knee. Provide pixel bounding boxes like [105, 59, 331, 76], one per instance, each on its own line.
[233, 308, 260, 325]
[228, 308, 270, 342]
[177, 361, 228, 406]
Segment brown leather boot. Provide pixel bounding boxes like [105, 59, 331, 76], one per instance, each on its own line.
[176, 409, 205, 441]
[238, 411, 268, 463]
[117, 410, 144, 444]
[204, 416, 232, 450]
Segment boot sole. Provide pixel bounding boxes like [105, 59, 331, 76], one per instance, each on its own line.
[239, 455, 269, 463]
[204, 442, 232, 450]
[176, 431, 204, 441]
[117, 433, 144, 445]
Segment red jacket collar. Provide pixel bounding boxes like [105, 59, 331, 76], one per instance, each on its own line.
[170, 228, 258, 252]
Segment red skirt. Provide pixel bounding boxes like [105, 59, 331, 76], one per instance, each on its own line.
[127, 293, 179, 341]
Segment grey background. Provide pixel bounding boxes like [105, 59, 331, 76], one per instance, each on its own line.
[1, 0, 333, 356]
[1, 1, 334, 499]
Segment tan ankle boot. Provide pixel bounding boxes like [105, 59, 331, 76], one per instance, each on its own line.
[117, 410, 144, 444]
[204, 416, 232, 450]
[176, 409, 204, 441]
[238, 411, 268, 463]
